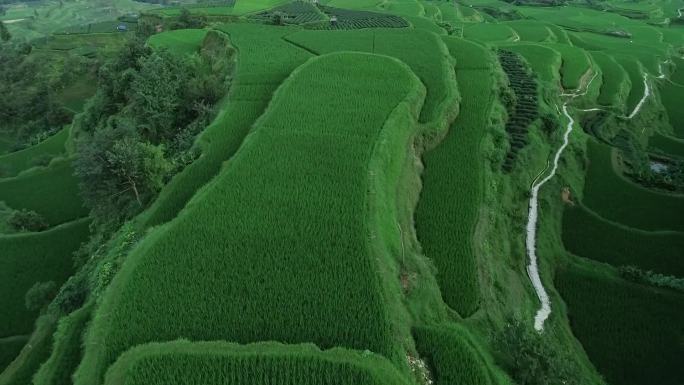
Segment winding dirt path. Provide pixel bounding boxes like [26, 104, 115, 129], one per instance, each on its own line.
[525, 73, 596, 332]
[526, 103, 575, 332]
[627, 73, 651, 119]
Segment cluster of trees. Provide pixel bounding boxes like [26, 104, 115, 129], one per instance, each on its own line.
[74, 33, 232, 228]
[496, 318, 582, 385]
[0, 41, 93, 150]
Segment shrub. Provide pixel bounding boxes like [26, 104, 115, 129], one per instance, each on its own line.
[25, 281, 58, 311]
[8, 209, 49, 232]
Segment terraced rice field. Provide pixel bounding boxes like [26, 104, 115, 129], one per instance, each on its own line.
[3, 1, 684, 385]
[562, 204, 684, 275]
[75, 52, 424, 385]
[0, 218, 90, 337]
[0, 158, 87, 226]
[582, 140, 684, 232]
[415, 37, 494, 317]
[556, 264, 684, 385]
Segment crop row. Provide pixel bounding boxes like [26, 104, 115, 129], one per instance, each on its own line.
[307, 5, 408, 30]
[104, 341, 411, 385]
[498, 50, 539, 172]
[562, 204, 684, 276]
[285, 28, 456, 125]
[75, 52, 424, 385]
[414, 324, 510, 385]
[556, 263, 684, 385]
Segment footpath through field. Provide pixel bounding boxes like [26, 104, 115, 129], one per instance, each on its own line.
[525, 73, 597, 332]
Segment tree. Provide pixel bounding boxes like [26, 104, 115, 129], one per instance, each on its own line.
[25, 281, 57, 311]
[7, 209, 49, 232]
[130, 51, 188, 142]
[0, 20, 11, 42]
[75, 120, 172, 222]
[105, 136, 171, 207]
[496, 318, 580, 385]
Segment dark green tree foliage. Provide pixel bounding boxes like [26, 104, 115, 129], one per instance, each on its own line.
[0, 20, 10, 42]
[7, 209, 49, 232]
[495, 319, 581, 385]
[25, 281, 57, 311]
[0, 44, 88, 147]
[172, 8, 207, 30]
[75, 36, 229, 225]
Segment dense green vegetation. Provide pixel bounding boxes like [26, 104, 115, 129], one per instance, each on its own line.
[74, 30, 233, 227]
[415, 37, 493, 317]
[414, 324, 511, 385]
[141, 23, 312, 227]
[104, 341, 411, 385]
[562, 204, 684, 275]
[592, 51, 630, 108]
[0, 126, 68, 177]
[556, 263, 684, 385]
[285, 28, 456, 124]
[0, 218, 89, 337]
[498, 49, 539, 171]
[582, 140, 684, 232]
[0, 158, 87, 225]
[2, 1, 684, 385]
[75, 52, 423, 385]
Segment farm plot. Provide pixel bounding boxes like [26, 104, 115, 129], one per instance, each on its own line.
[148, 29, 209, 56]
[0, 127, 69, 178]
[0, 218, 90, 338]
[546, 43, 592, 91]
[499, 43, 561, 84]
[249, 1, 326, 24]
[141, 24, 313, 226]
[285, 28, 456, 125]
[462, 22, 517, 43]
[0, 158, 88, 226]
[415, 37, 494, 317]
[614, 56, 646, 115]
[649, 133, 684, 158]
[659, 81, 684, 139]
[562, 204, 684, 276]
[0, 336, 28, 371]
[583, 140, 684, 232]
[556, 263, 684, 385]
[75, 52, 425, 385]
[413, 324, 511, 385]
[503, 20, 554, 42]
[591, 51, 630, 108]
[104, 342, 411, 385]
